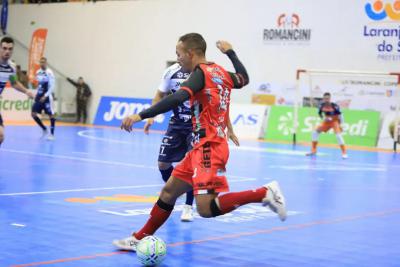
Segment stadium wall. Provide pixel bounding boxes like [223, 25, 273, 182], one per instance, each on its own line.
[7, 0, 400, 123]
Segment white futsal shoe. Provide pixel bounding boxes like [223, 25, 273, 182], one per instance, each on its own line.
[46, 134, 55, 141]
[180, 204, 194, 222]
[112, 235, 139, 251]
[41, 129, 49, 138]
[342, 154, 349, 159]
[262, 181, 287, 221]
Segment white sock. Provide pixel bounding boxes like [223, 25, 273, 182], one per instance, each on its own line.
[312, 131, 320, 142]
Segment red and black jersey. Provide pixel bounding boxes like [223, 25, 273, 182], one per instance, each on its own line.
[180, 63, 237, 148]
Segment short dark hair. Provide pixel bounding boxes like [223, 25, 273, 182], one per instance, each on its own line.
[178, 33, 206, 55]
[1, 36, 14, 45]
[40, 57, 47, 61]
[323, 92, 331, 97]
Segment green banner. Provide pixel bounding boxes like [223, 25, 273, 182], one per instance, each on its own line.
[265, 106, 380, 147]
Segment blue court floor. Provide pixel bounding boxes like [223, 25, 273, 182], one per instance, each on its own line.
[1, 125, 399, 267]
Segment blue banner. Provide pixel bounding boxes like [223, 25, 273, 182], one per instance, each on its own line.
[1, 0, 8, 35]
[94, 96, 172, 131]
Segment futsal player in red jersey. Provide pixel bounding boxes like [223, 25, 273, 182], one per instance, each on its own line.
[306, 92, 348, 159]
[114, 33, 287, 250]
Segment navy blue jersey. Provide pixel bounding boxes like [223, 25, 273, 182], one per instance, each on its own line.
[0, 61, 16, 95]
[35, 68, 55, 102]
[158, 63, 191, 129]
[318, 102, 341, 118]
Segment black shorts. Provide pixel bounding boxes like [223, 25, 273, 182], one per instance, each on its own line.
[0, 113, 3, 127]
[32, 99, 54, 115]
[158, 126, 193, 163]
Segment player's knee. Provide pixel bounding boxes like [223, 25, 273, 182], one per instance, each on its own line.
[196, 201, 213, 218]
[159, 184, 178, 204]
[31, 112, 37, 118]
[158, 162, 172, 170]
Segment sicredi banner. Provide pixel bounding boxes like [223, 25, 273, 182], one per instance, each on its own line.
[265, 106, 380, 147]
[0, 86, 33, 121]
[94, 96, 171, 130]
[377, 112, 399, 149]
[229, 103, 268, 139]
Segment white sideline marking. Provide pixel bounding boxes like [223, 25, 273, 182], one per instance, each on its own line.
[2, 148, 156, 169]
[10, 223, 26, 227]
[0, 177, 256, 197]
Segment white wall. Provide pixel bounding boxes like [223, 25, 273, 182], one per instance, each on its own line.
[7, 0, 399, 122]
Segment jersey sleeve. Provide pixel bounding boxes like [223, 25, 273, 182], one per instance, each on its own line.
[45, 69, 56, 97]
[226, 49, 249, 89]
[157, 67, 173, 93]
[332, 103, 342, 115]
[179, 67, 205, 97]
[318, 103, 323, 118]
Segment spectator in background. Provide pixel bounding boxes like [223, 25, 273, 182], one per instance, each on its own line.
[67, 76, 91, 123]
[16, 65, 29, 88]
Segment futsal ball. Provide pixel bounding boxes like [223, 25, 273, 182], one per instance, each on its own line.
[136, 236, 167, 266]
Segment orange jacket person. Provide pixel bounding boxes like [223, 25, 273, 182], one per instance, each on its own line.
[306, 92, 348, 159]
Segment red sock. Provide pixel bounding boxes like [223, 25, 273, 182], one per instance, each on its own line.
[134, 199, 173, 240]
[217, 187, 267, 214]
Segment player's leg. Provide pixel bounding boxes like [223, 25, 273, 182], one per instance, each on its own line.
[45, 100, 56, 140]
[180, 130, 195, 221]
[193, 142, 286, 220]
[333, 122, 347, 158]
[195, 181, 285, 220]
[306, 123, 328, 156]
[31, 102, 47, 136]
[113, 176, 192, 251]
[0, 114, 4, 147]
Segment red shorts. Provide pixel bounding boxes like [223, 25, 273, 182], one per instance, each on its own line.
[317, 120, 342, 133]
[172, 141, 230, 195]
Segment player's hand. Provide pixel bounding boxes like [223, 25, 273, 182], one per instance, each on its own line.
[143, 118, 154, 135]
[227, 130, 240, 146]
[216, 40, 233, 54]
[39, 96, 46, 103]
[121, 114, 142, 132]
[26, 90, 35, 99]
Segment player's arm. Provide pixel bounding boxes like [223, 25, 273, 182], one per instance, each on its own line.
[226, 110, 240, 146]
[42, 71, 55, 102]
[216, 40, 249, 89]
[333, 103, 344, 124]
[318, 104, 323, 119]
[10, 75, 34, 99]
[121, 68, 205, 132]
[143, 90, 168, 134]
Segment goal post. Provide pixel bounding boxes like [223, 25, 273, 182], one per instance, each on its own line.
[294, 69, 400, 151]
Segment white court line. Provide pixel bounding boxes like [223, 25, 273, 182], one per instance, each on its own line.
[78, 130, 313, 156]
[10, 223, 26, 227]
[1, 148, 258, 181]
[2, 148, 156, 170]
[78, 130, 137, 145]
[0, 178, 256, 197]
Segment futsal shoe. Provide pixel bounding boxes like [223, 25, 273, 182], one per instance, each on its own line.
[262, 181, 287, 221]
[342, 154, 349, 159]
[46, 134, 55, 141]
[112, 235, 139, 251]
[180, 204, 194, 222]
[41, 129, 49, 138]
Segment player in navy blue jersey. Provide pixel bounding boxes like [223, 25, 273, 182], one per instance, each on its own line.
[31, 57, 57, 140]
[143, 63, 240, 222]
[0, 37, 34, 147]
